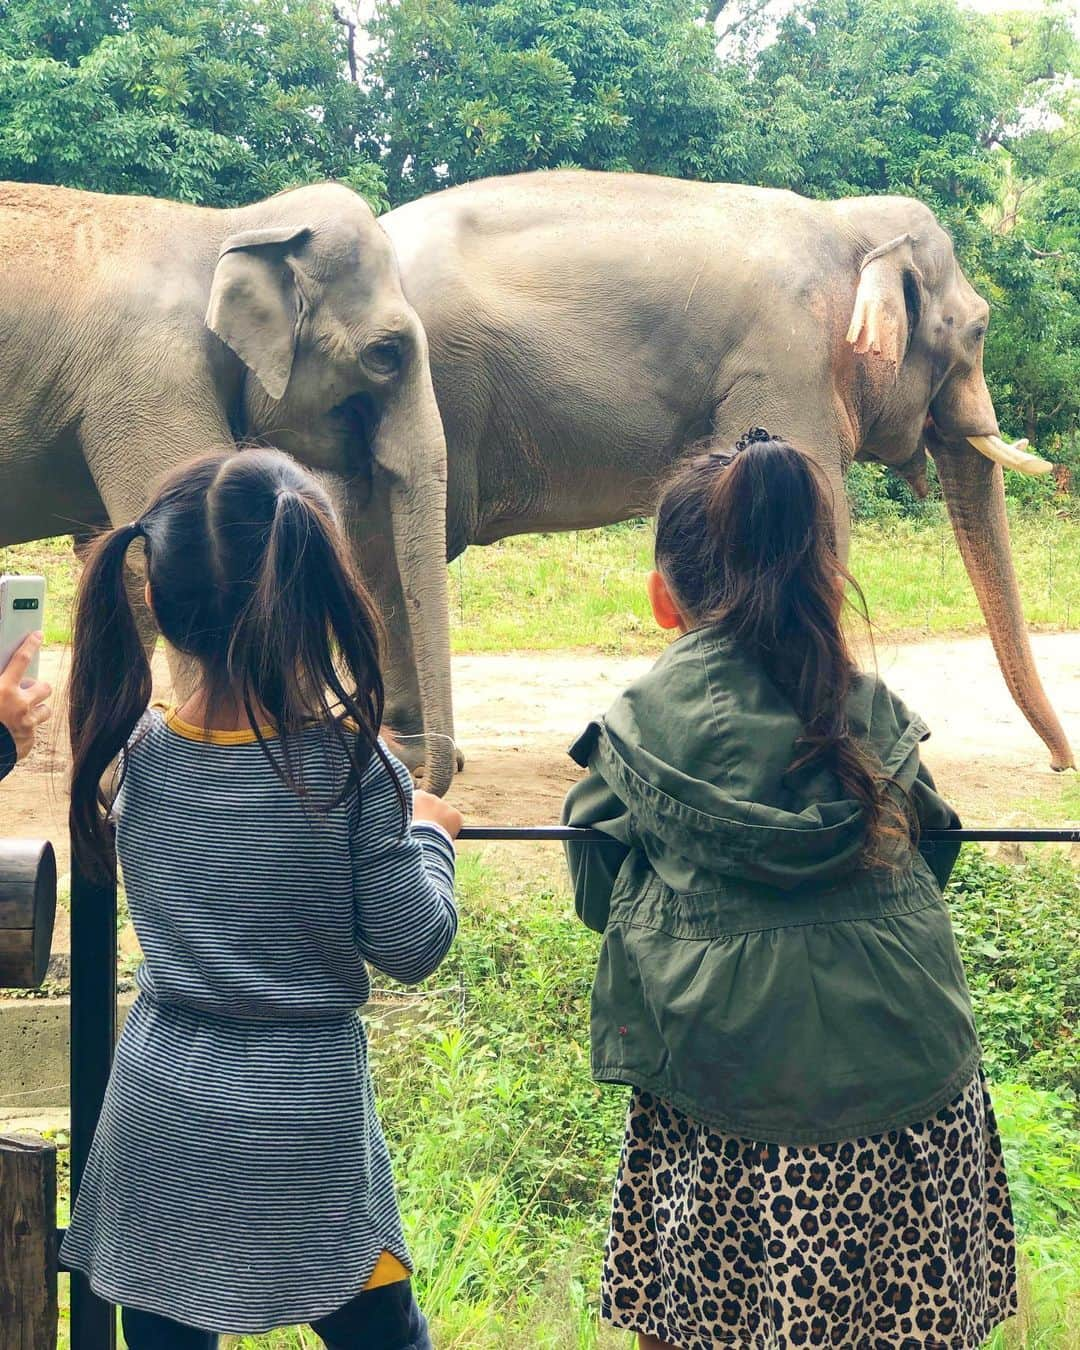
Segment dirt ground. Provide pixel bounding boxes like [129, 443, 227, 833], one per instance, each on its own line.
[6, 632, 1077, 873]
[452, 632, 1080, 825]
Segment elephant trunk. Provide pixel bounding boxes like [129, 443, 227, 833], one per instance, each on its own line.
[931, 440, 1075, 771]
[375, 339, 456, 795]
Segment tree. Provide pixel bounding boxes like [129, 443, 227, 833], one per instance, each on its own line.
[970, 101, 1080, 449]
[737, 0, 1007, 213]
[366, 0, 751, 204]
[0, 0, 387, 207]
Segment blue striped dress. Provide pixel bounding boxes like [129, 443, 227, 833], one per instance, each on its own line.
[60, 708, 457, 1333]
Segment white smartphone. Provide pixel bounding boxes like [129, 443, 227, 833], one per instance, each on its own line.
[0, 575, 46, 679]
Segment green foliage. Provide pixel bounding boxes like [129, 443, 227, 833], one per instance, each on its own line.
[0, 0, 386, 207]
[994, 1081, 1080, 1237]
[963, 138, 1080, 448]
[846, 455, 1078, 525]
[948, 848, 1080, 1098]
[742, 0, 1006, 212]
[845, 461, 936, 523]
[367, 0, 749, 202]
[370, 859, 622, 1325]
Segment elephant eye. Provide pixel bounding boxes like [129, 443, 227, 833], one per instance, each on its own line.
[363, 339, 403, 375]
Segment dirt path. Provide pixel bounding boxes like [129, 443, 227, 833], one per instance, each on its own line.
[3, 632, 1078, 911]
[448, 632, 1080, 833]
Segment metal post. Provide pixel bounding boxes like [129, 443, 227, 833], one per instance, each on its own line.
[68, 831, 117, 1350]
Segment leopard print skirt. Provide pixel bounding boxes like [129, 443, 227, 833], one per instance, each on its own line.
[602, 1073, 1017, 1349]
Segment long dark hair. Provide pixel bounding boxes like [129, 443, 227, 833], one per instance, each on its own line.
[70, 447, 404, 877]
[654, 429, 908, 859]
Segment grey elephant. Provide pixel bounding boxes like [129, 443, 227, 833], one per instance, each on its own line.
[378, 169, 1073, 772]
[0, 179, 456, 792]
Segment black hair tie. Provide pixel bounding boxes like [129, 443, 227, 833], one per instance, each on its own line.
[707, 426, 777, 468]
[734, 426, 775, 452]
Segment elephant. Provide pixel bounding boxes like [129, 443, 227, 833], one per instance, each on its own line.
[377, 169, 1074, 773]
[0, 179, 456, 792]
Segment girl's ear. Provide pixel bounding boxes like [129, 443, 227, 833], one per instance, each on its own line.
[647, 570, 684, 631]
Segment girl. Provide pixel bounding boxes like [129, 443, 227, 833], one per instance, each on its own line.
[563, 430, 1017, 1350]
[62, 448, 461, 1350]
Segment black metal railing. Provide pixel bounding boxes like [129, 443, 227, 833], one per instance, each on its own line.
[459, 825, 1080, 844]
[61, 822, 1079, 1349]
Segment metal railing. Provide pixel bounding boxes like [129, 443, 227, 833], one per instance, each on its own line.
[459, 825, 1080, 843]
[62, 821, 1079, 1349]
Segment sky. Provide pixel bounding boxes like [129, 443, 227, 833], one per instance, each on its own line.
[710, 0, 1080, 62]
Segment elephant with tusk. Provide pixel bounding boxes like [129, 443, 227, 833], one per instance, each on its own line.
[376, 170, 1073, 774]
[0, 180, 456, 794]
[967, 436, 1051, 476]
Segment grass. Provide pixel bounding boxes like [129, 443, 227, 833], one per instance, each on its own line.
[45, 846, 1080, 1349]
[447, 510, 1080, 653]
[1013, 773, 1080, 828]
[949, 849, 1080, 1097]
[4, 506, 1078, 656]
[0, 535, 80, 646]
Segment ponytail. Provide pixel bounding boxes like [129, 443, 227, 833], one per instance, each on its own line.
[209, 458, 406, 823]
[69, 523, 153, 878]
[655, 432, 910, 862]
[68, 447, 405, 863]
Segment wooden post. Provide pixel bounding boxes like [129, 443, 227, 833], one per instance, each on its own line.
[0, 842, 57, 989]
[0, 1134, 57, 1350]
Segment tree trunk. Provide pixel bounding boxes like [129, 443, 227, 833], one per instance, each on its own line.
[0, 1135, 57, 1350]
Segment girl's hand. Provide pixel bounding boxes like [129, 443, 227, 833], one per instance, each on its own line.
[0, 633, 52, 762]
[413, 789, 463, 839]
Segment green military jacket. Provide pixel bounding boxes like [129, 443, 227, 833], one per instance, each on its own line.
[562, 626, 980, 1146]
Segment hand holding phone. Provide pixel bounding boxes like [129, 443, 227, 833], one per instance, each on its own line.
[0, 631, 51, 764]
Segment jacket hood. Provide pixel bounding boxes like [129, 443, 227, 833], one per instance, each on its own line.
[569, 628, 929, 890]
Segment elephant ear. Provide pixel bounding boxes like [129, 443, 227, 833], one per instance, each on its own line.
[845, 233, 926, 380]
[206, 225, 312, 402]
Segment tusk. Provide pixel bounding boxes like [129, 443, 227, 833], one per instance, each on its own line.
[967, 435, 1054, 476]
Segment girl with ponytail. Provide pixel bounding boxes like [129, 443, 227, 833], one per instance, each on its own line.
[64, 448, 460, 1350]
[564, 431, 1016, 1350]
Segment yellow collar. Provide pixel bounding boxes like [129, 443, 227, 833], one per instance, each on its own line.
[158, 704, 277, 746]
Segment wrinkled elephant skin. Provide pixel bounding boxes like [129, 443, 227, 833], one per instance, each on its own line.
[0, 180, 455, 793]
[377, 170, 1072, 772]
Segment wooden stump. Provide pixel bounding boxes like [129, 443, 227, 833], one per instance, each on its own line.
[0, 843, 57, 989]
[0, 1134, 57, 1350]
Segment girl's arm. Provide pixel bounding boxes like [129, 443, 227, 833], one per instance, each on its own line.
[351, 751, 458, 985]
[562, 770, 633, 934]
[911, 754, 962, 891]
